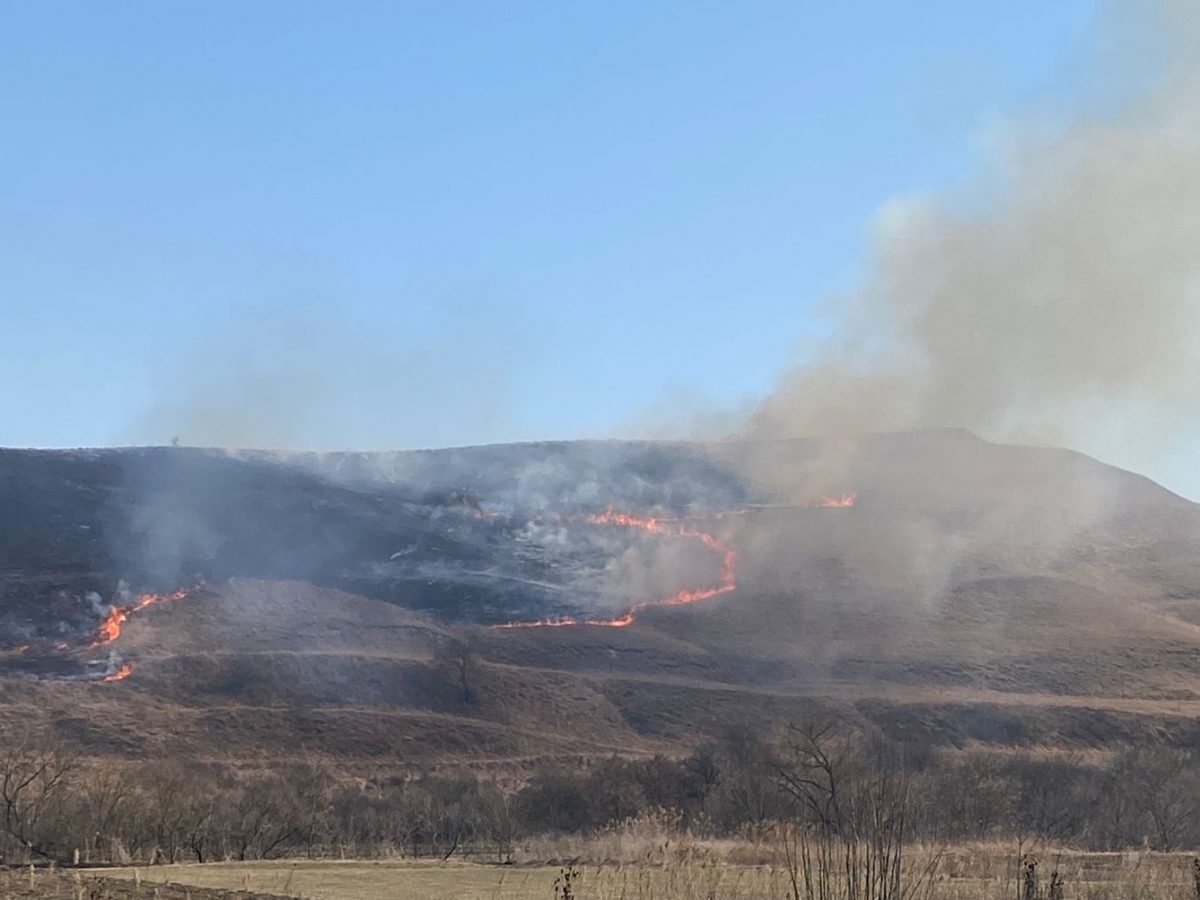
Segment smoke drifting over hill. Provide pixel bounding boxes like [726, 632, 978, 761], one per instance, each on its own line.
[107, 4, 1200, 500]
[750, 2, 1200, 495]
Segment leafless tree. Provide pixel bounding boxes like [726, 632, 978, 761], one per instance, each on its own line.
[75, 766, 136, 863]
[0, 732, 77, 862]
[1125, 748, 1200, 850]
[776, 720, 939, 900]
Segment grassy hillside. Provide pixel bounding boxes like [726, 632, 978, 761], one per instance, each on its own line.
[4, 431, 1200, 770]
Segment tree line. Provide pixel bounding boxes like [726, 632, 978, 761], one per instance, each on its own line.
[4, 722, 1200, 865]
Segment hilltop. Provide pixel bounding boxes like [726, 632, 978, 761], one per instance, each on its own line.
[3, 430, 1200, 771]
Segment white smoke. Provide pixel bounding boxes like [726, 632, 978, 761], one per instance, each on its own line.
[750, 1, 1200, 497]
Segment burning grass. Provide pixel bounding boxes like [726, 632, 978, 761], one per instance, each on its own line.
[491, 496, 857, 631]
[492, 506, 739, 629]
[91, 590, 191, 648]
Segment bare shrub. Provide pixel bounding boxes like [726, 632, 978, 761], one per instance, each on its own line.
[0, 733, 77, 861]
[776, 721, 940, 900]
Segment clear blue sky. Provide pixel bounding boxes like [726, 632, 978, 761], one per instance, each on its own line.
[2, 1, 1099, 451]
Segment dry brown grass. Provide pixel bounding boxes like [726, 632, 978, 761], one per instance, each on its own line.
[11, 565, 1200, 779]
[99, 844, 1200, 900]
[0, 865, 292, 900]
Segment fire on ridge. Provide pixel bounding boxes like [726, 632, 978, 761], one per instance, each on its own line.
[495, 507, 738, 630]
[85, 587, 194, 684]
[0, 588, 191, 685]
[75, 493, 859, 672]
[100, 663, 135, 683]
[494, 493, 857, 630]
[91, 589, 191, 648]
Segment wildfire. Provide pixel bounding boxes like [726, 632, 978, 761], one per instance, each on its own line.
[88, 585, 195, 681]
[99, 663, 135, 683]
[819, 492, 857, 508]
[496, 615, 585, 629]
[494, 506, 738, 629]
[495, 494, 860, 630]
[494, 610, 638, 630]
[91, 589, 189, 647]
[587, 508, 672, 533]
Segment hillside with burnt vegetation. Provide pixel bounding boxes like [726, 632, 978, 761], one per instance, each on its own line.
[3, 431, 1200, 775]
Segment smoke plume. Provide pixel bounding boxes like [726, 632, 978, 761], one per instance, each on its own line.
[750, 1, 1200, 496]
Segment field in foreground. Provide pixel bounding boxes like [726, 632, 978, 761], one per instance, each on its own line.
[110, 860, 558, 900]
[99, 851, 1200, 900]
[0, 866, 289, 900]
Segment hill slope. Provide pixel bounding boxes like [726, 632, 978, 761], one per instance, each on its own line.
[4, 431, 1200, 770]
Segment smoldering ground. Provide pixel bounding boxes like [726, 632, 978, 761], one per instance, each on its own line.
[83, 0, 1200, 645]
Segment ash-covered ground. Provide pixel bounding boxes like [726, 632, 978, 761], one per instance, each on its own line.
[5, 429, 1200, 704]
[7, 431, 1200, 764]
[0, 439, 751, 648]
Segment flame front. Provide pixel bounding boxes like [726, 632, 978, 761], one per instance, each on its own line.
[100, 663, 134, 683]
[819, 492, 857, 508]
[495, 507, 738, 629]
[89, 587, 193, 683]
[495, 495, 858, 630]
[91, 589, 189, 647]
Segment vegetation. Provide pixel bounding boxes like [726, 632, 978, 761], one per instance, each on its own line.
[8, 718, 1200, 884]
[93, 855, 1200, 900]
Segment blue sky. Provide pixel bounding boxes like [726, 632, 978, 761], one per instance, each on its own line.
[2, 1, 1100, 451]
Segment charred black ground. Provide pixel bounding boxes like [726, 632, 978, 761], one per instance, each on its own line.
[0, 439, 754, 646]
[5, 430, 1200, 765]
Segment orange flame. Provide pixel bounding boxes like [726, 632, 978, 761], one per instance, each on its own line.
[495, 507, 738, 629]
[495, 615, 583, 629]
[819, 492, 857, 508]
[99, 663, 134, 683]
[91, 589, 189, 647]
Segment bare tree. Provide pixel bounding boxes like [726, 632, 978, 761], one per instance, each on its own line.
[138, 763, 204, 864]
[224, 776, 303, 861]
[1125, 748, 1199, 850]
[0, 733, 77, 862]
[75, 767, 136, 863]
[776, 720, 939, 900]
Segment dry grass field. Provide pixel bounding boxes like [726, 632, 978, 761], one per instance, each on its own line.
[0, 866, 289, 900]
[108, 860, 558, 900]
[96, 847, 1200, 900]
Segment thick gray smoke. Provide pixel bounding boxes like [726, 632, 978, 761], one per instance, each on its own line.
[750, 1, 1200, 497]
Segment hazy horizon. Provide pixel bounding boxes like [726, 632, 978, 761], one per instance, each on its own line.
[5, 1, 1198, 498]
